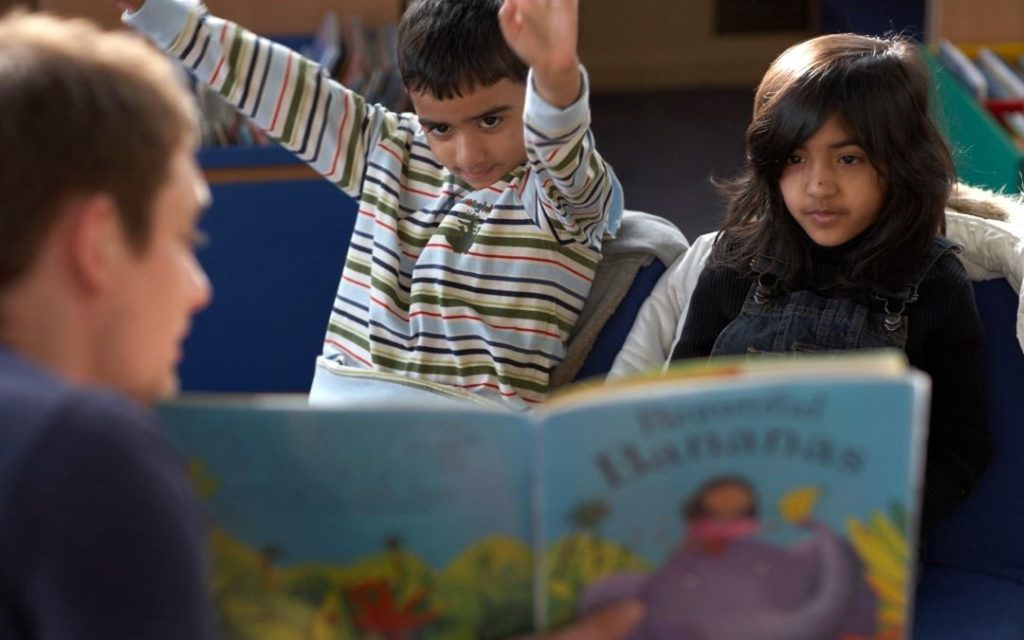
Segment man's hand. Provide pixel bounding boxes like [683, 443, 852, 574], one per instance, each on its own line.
[517, 599, 645, 640]
[117, 0, 144, 13]
[498, 0, 582, 108]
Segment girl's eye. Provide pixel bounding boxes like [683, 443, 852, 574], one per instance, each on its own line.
[785, 154, 804, 165]
[480, 115, 502, 129]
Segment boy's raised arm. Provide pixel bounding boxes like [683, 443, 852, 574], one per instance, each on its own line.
[117, 0, 395, 199]
[498, 0, 581, 108]
[500, 0, 622, 244]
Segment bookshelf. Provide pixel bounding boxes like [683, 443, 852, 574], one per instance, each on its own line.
[926, 0, 1024, 193]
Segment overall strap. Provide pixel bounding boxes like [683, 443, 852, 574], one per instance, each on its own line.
[748, 255, 786, 305]
[873, 236, 959, 331]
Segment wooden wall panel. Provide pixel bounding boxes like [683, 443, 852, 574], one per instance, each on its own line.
[578, 0, 809, 89]
[929, 0, 1024, 43]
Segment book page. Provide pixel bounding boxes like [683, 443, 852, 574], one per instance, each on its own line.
[536, 372, 927, 639]
[159, 399, 536, 639]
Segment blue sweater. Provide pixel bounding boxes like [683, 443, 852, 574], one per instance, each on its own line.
[0, 348, 214, 639]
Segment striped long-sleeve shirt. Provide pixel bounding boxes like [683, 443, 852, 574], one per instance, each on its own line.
[127, 0, 623, 409]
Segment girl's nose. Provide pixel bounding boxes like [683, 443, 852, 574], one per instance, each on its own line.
[806, 163, 838, 198]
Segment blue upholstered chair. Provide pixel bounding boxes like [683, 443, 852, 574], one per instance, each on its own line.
[911, 211, 1024, 640]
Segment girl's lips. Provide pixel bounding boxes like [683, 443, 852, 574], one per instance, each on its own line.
[807, 209, 841, 225]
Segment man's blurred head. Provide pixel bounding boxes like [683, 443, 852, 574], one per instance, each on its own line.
[0, 11, 211, 401]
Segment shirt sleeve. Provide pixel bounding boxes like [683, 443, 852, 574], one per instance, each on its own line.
[14, 393, 214, 640]
[520, 65, 623, 250]
[671, 265, 749, 360]
[125, 0, 399, 198]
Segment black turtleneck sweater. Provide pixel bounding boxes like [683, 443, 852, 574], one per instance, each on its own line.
[672, 236, 990, 534]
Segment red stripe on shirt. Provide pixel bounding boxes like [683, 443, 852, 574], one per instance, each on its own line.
[269, 52, 294, 132]
[324, 339, 373, 368]
[208, 23, 229, 85]
[341, 275, 370, 289]
[328, 93, 353, 177]
[423, 243, 593, 282]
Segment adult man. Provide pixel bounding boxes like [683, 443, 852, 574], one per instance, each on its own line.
[0, 10, 642, 639]
[0, 11, 216, 638]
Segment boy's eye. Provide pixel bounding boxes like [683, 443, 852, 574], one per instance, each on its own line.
[426, 123, 451, 137]
[838, 154, 862, 165]
[480, 115, 502, 129]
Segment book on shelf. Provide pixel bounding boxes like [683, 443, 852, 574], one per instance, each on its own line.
[936, 41, 1024, 146]
[158, 350, 927, 639]
[938, 39, 988, 100]
[976, 48, 1024, 100]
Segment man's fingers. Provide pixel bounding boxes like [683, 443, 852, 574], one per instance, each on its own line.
[549, 599, 645, 640]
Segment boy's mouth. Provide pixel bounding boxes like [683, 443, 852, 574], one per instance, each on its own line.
[463, 164, 499, 184]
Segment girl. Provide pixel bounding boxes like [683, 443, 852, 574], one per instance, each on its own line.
[671, 34, 989, 534]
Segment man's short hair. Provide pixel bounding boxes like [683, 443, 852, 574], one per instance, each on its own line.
[0, 11, 197, 293]
[398, 0, 529, 99]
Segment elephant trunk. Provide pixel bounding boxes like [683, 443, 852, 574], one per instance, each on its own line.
[740, 521, 864, 640]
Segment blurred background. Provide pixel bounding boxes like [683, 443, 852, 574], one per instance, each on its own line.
[16, 0, 1021, 236]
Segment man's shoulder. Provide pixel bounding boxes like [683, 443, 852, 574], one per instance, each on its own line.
[0, 349, 160, 479]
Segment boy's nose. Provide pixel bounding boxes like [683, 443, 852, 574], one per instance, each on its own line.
[455, 133, 485, 168]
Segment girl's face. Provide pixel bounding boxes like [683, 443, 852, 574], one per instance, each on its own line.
[779, 114, 886, 247]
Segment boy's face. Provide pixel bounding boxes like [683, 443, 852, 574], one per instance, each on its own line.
[98, 145, 212, 403]
[780, 113, 886, 248]
[410, 78, 528, 190]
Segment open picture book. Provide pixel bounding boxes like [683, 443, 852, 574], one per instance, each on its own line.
[159, 350, 927, 640]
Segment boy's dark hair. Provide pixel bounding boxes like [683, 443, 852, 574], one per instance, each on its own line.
[398, 0, 528, 99]
[0, 11, 197, 294]
[714, 33, 954, 290]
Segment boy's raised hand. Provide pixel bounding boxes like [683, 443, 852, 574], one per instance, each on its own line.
[498, 0, 582, 109]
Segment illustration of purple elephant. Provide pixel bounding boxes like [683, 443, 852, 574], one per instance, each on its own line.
[580, 477, 876, 640]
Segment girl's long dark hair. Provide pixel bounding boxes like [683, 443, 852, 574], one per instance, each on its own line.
[714, 34, 954, 290]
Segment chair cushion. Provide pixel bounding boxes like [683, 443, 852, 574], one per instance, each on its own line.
[914, 564, 1024, 640]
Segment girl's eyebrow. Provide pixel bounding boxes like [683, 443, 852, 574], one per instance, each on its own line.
[828, 139, 861, 149]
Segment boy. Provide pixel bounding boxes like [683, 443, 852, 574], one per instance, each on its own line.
[120, 0, 623, 409]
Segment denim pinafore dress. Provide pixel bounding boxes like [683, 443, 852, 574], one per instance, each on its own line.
[710, 237, 957, 356]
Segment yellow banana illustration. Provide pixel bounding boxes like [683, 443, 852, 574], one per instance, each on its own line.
[778, 486, 821, 523]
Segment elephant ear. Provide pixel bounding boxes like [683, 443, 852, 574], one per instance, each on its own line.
[778, 485, 821, 524]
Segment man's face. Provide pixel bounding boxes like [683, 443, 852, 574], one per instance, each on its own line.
[410, 79, 528, 190]
[98, 146, 212, 403]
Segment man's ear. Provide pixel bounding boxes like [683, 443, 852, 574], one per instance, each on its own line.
[66, 194, 125, 293]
